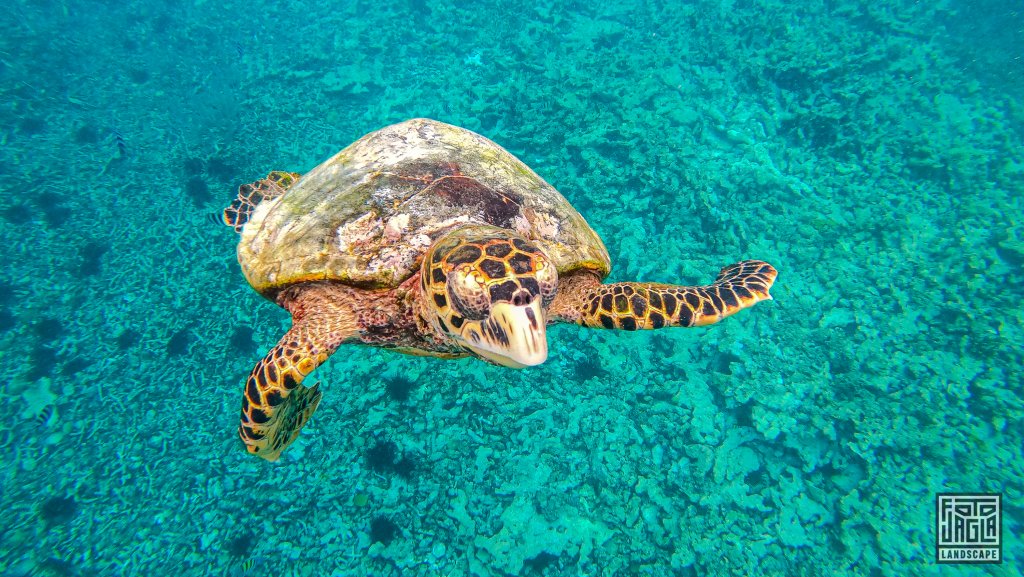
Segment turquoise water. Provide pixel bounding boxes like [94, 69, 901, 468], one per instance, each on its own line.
[1, 0, 1021, 575]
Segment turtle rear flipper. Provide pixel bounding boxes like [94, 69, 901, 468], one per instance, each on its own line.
[238, 284, 355, 461]
[223, 171, 300, 233]
[551, 260, 777, 329]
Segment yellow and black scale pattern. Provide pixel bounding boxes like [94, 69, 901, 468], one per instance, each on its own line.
[237, 285, 354, 461]
[570, 260, 777, 330]
[421, 232, 557, 339]
[238, 344, 324, 460]
[222, 171, 300, 232]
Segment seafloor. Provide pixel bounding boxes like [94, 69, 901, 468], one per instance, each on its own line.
[0, 1, 1021, 576]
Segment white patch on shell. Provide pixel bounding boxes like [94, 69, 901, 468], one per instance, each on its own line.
[367, 232, 433, 276]
[384, 213, 410, 241]
[408, 233, 433, 250]
[426, 215, 471, 235]
[512, 215, 532, 237]
[335, 212, 383, 253]
[373, 214, 473, 272]
[529, 211, 561, 239]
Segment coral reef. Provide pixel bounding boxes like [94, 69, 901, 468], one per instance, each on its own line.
[0, 1, 1020, 576]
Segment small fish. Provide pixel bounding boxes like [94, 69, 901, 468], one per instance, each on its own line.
[234, 41, 245, 60]
[230, 556, 266, 577]
[208, 212, 224, 226]
[36, 405, 54, 427]
[112, 129, 128, 158]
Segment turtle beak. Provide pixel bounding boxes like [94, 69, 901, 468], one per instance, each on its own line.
[463, 300, 548, 368]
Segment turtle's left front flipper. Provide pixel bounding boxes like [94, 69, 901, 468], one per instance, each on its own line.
[550, 260, 777, 330]
[238, 285, 356, 461]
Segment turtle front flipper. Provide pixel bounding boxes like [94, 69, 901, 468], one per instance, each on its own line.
[223, 171, 301, 232]
[550, 260, 777, 330]
[238, 284, 356, 461]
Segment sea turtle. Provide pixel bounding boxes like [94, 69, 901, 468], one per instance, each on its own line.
[224, 118, 777, 461]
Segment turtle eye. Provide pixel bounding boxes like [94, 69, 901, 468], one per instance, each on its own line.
[446, 267, 490, 320]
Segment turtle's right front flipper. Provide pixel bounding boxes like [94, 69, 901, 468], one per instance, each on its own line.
[238, 285, 356, 461]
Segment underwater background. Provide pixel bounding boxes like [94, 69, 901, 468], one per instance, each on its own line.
[1, 0, 1021, 575]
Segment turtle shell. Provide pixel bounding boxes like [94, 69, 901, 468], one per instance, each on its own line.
[237, 118, 610, 296]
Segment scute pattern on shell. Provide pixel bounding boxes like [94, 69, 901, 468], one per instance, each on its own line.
[237, 119, 610, 295]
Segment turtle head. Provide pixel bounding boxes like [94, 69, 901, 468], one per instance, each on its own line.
[422, 227, 558, 368]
